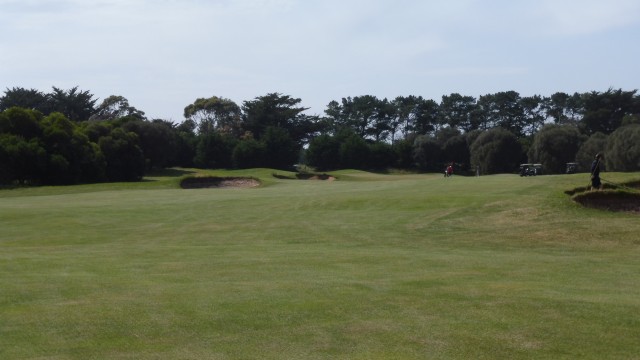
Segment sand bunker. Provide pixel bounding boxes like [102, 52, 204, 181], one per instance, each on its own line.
[569, 181, 640, 213]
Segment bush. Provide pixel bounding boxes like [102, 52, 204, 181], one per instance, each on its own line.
[528, 124, 585, 174]
[339, 134, 370, 169]
[306, 134, 340, 171]
[262, 126, 298, 170]
[605, 124, 640, 171]
[232, 139, 265, 169]
[194, 132, 236, 169]
[576, 132, 607, 172]
[470, 127, 523, 174]
[413, 135, 442, 171]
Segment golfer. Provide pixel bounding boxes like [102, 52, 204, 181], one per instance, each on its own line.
[590, 153, 602, 190]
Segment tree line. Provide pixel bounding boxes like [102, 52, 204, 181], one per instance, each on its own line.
[1, 86, 639, 186]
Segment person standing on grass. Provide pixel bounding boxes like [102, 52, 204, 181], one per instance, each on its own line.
[591, 153, 602, 190]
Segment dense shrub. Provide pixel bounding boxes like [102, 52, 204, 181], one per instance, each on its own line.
[528, 124, 586, 174]
[576, 132, 607, 172]
[605, 124, 640, 171]
[470, 127, 523, 174]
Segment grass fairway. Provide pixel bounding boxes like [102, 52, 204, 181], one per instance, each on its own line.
[1, 170, 640, 359]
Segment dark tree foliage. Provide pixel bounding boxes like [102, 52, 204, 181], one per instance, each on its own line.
[122, 119, 180, 170]
[528, 124, 586, 174]
[0, 107, 43, 139]
[184, 96, 242, 136]
[4, 85, 640, 182]
[325, 95, 398, 142]
[194, 131, 237, 169]
[48, 86, 97, 122]
[91, 95, 146, 121]
[0, 87, 49, 113]
[0, 108, 110, 185]
[98, 128, 145, 182]
[442, 135, 470, 170]
[393, 139, 415, 169]
[580, 89, 639, 135]
[543, 92, 584, 125]
[576, 132, 608, 172]
[439, 93, 478, 132]
[477, 91, 527, 137]
[40, 112, 105, 184]
[520, 95, 545, 136]
[470, 127, 523, 174]
[332, 95, 378, 139]
[306, 134, 341, 171]
[412, 98, 440, 136]
[339, 134, 370, 170]
[82, 121, 113, 143]
[413, 135, 442, 171]
[0, 134, 47, 184]
[241, 93, 309, 142]
[232, 138, 265, 169]
[434, 127, 461, 146]
[368, 142, 396, 170]
[605, 124, 640, 171]
[174, 119, 197, 168]
[261, 126, 297, 170]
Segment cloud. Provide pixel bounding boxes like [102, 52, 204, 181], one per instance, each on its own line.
[538, 0, 640, 35]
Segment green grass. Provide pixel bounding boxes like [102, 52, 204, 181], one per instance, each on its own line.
[1, 170, 640, 359]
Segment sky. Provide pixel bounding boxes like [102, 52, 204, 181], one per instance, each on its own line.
[1, 0, 639, 122]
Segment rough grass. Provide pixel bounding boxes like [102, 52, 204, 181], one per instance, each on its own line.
[1, 170, 640, 359]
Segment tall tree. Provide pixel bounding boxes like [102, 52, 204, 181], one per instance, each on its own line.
[439, 93, 477, 131]
[392, 95, 437, 139]
[343, 95, 379, 139]
[0, 87, 49, 113]
[580, 89, 639, 135]
[241, 93, 316, 145]
[542, 92, 584, 125]
[520, 95, 545, 136]
[91, 95, 146, 121]
[48, 86, 97, 122]
[477, 91, 526, 137]
[184, 96, 242, 135]
[413, 98, 440, 135]
[369, 97, 395, 142]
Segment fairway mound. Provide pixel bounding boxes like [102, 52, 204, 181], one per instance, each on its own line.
[272, 173, 336, 181]
[180, 176, 260, 189]
[572, 190, 640, 213]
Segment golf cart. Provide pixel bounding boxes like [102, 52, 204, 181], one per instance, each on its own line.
[566, 162, 578, 174]
[520, 163, 542, 176]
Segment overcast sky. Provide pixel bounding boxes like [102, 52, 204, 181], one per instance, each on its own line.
[1, 0, 639, 121]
